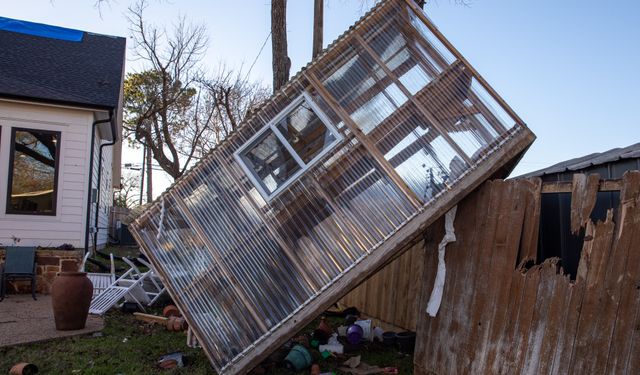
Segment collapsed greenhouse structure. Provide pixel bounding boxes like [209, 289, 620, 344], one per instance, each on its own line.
[129, 0, 535, 373]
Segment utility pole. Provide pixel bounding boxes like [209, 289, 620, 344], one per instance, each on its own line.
[312, 0, 323, 58]
[139, 145, 145, 205]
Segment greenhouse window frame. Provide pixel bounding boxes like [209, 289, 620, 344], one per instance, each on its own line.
[234, 92, 343, 202]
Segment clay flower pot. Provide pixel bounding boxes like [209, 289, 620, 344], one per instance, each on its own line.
[9, 362, 38, 375]
[51, 272, 93, 330]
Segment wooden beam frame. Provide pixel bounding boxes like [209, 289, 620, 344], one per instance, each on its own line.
[404, 0, 528, 128]
[541, 179, 623, 194]
[306, 71, 423, 208]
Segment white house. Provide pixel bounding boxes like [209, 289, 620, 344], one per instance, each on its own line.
[0, 17, 126, 251]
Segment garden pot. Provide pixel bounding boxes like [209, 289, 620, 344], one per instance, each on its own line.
[51, 272, 93, 330]
[284, 344, 312, 371]
[163, 304, 181, 317]
[318, 316, 333, 335]
[9, 362, 38, 375]
[396, 331, 416, 353]
[382, 331, 397, 347]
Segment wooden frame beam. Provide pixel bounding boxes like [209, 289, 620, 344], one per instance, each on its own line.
[541, 179, 623, 194]
[306, 71, 423, 208]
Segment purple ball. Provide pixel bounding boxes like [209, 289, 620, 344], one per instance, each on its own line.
[346, 324, 364, 345]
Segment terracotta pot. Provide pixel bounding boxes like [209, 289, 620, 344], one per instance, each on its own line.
[163, 305, 181, 318]
[51, 272, 93, 330]
[9, 362, 38, 375]
[318, 316, 333, 335]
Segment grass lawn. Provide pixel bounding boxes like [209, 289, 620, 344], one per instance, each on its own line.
[0, 311, 414, 374]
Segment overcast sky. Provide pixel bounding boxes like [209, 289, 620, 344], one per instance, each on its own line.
[3, 0, 640, 198]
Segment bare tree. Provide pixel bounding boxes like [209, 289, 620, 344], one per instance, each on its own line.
[124, 0, 210, 190]
[114, 172, 141, 209]
[124, 1, 269, 186]
[192, 68, 269, 151]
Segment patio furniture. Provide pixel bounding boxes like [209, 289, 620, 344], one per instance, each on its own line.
[1, 246, 37, 301]
[89, 258, 149, 315]
[88, 257, 166, 315]
[131, 257, 167, 306]
[80, 252, 116, 298]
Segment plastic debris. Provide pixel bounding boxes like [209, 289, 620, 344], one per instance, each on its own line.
[158, 352, 184, 369]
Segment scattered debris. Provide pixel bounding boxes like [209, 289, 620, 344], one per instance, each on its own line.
[157, 352, 184, 369]
[339, 357, 398, 375]
[426, 206, 457, 317]
[133, 312, 187, 331]
[318, 334, 343, 354]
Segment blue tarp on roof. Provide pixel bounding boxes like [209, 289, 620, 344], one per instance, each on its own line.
[0, 16, 83, 42]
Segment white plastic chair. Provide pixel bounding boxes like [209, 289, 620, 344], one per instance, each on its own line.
[132, 257, 167, 306]
[80, 252, 116, 298]
[89, 258, 150, 315]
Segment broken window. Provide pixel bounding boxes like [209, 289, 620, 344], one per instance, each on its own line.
[235, 93, 341, 201]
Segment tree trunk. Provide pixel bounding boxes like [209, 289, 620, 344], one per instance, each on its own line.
[312, 0, 323, 58]
[271, 0, 290, 92]
[146, 144, 153, 203]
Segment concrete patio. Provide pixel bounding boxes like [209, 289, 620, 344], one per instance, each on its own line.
[0, 294, 104, 348]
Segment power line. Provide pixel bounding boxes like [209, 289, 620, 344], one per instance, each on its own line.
[244, 30, 272, 83]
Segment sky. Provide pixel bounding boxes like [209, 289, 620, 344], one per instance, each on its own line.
[3, 0, 640, 198]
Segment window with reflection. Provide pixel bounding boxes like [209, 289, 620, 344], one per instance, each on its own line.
[7, 128, 60, 215]
[236, 94, 341, 201]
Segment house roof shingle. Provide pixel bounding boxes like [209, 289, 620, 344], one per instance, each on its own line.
[0, 18, 126, 110]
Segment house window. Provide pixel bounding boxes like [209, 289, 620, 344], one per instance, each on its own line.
[235, 93, 342, 201]
[6, 128, 61, 215]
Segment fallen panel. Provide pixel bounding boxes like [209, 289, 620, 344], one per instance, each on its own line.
[129, 0, 535, 373]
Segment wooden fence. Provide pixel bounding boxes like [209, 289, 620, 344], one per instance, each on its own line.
[414, 172, 640, 374]
[342, 172, 640, 374]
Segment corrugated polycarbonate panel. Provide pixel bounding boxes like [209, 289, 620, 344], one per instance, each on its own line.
[130, 1, 532, 373]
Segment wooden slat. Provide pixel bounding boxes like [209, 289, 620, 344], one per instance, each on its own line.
[518, 178, 542, 264]
[570, 173, 601, 234]
[604, 171, 640, 373]
[540, 178, 623, 194]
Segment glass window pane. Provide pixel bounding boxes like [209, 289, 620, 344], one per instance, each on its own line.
[9, 129, 59, 215]
[240, 129, 301, 195]
[275, 102, 336, 164]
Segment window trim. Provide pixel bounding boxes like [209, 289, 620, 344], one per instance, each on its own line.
[6, 127, 61, 216]
[234, 92, 342, 202]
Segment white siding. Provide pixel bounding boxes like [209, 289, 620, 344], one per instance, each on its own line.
[0, 100, 113, 250]
[89, 128, 114, 249]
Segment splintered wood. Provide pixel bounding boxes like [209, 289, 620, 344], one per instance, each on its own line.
[413, 172, 640, 375]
